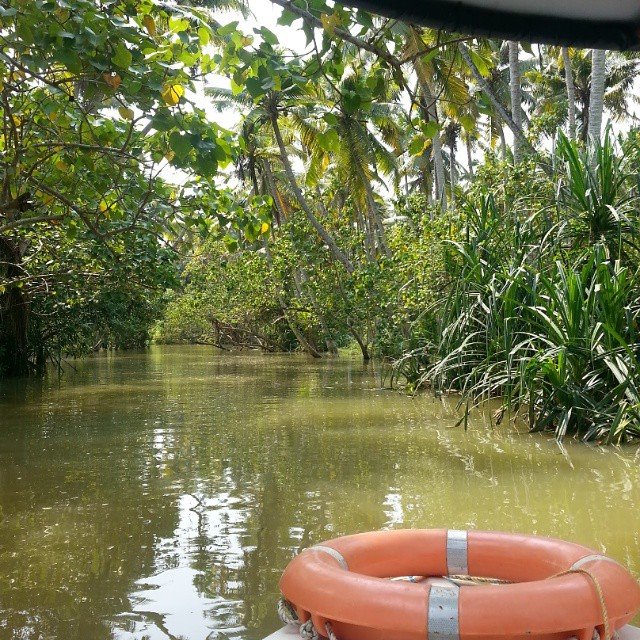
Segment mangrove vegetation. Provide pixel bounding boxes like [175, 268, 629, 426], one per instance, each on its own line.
[2, 0, 640, 442]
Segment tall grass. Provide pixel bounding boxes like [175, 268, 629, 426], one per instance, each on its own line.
[395, 131, 640, 443]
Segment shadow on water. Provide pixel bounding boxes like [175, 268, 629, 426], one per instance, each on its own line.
[0, 345, 639, 640]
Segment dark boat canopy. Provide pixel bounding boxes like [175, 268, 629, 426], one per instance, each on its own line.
[342, 0, 640, 50]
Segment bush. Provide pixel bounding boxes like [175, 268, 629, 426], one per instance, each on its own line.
[394, 132, 640, 442]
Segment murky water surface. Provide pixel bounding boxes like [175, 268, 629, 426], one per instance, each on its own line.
[1, 346, 639, 640]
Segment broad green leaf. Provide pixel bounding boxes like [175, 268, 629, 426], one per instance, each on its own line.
[168, 132, 191, 160]
[112, 43, 132, 69]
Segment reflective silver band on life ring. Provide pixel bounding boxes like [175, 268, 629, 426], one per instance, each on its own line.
[428, 583, 460, 640]
[446, 530, 468, 576]
[570, 554, 617, 570]
[309, 545, 349, 571]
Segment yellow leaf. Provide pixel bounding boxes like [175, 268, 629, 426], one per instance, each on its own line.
[99, 200, 108, 212]
[320, 13, 340, 35]
[55, 160, 67, 171]
[260, 222, 270, 234]
[161, 84, 184, 106]
[164, 150, 175, 162]
[12, 115, 21, 126]
[55, 7, 70, 21]
[143, 14, 156, 36]
[118, 106, 135, 120]
[0, 80, 4, 93]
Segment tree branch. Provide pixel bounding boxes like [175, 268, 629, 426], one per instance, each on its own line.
[0, 214, 64, 234]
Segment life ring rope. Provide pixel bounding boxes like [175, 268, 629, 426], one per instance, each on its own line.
[549, 567, 611, 640]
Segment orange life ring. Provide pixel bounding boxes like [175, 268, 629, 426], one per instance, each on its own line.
[279, 529, 640, 640]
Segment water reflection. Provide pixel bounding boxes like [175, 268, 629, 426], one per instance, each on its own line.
[0, 347, 639, 640]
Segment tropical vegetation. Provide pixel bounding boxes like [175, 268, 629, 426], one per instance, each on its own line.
[2, 0, 640, 442]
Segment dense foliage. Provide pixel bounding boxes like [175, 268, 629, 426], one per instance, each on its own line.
[0, 0, 259, 375]
[3, 0, 640, 441]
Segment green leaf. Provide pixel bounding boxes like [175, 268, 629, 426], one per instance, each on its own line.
[169, 132, 191, 160]
[217, 21, 239, 36]
[151, 109, 175, 132]
[322, 113, 338, 126]
[55, 48, 82, 73]
[259, 27, 279, 46]
[422, 121, 441, 138]
[112, 43, 132, 69]
[198, 26, 210, 46]
[245, 76, 265, 99]
[409, 135, 427, 156]
[469, 49, 490, 77]
[520, 42, 533, 55]
[342, 91, 362, 114]
[278, 8, 298, 26]
[459, 114, 476, 133]
[223, 234, 238, 252]
[318, 129, 339, 153]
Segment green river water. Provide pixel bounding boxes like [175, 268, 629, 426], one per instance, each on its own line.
[1, 346, 639, 640]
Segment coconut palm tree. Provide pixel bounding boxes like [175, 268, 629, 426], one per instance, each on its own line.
[205, 80, 354, 273]
[528, 47, 639, 142]
[508, 41, 523, 163]
[588, 49, 607, 142]
[561, 47, 577, 140]
[402, 26, 477, 207]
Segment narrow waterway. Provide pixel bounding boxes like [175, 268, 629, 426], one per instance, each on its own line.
[0, 346, 639, 640]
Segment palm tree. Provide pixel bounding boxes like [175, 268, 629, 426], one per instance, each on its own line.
[205, 79, 355, 273]
[403, 26, 477, 208]
[458, 41, 535, 159]
[528, 47, 639, 142]
[295, 72, 403, 259]
[404, 27, 447, 209]
[588, 49, 607, 142]
[561, 47, 577, 140]
[508, 41, 523, 163]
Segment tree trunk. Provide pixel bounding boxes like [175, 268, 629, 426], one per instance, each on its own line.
[280, 189, 337, 354]
[294, 268, 338, 355]
[588, 49, 607, 143]
[466, 136, 474, 177]
[499, 127, 507, 161]
[458, 42, 540, 164]
[561, 47, 577, 140]
[408, 27, 447, 210]
[270, 112, 354, 274]
[432, 128, 447, 210]
[263, 160, 287, 224]
[448, 128, 457, 209]
[0, 235, 30, 376]
[254, 159, 322, 358]
[357, 161, 391, 259]
[508, 41, 523, 164]
[348, 324, 370, 361]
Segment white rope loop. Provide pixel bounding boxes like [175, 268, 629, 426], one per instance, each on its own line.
[277, 597, 339, 640]
[277, 597, 300, 626]
[299, 619, 319, 640]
